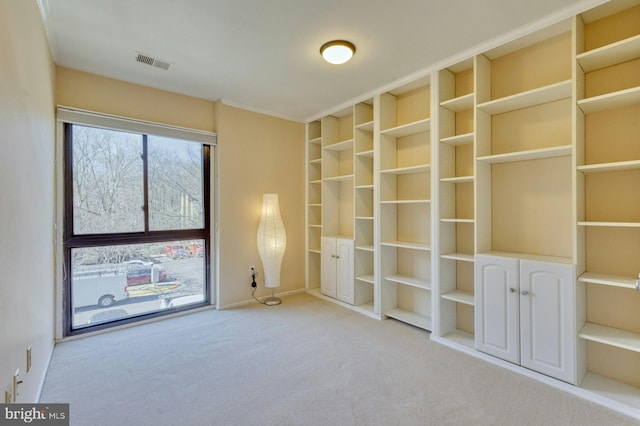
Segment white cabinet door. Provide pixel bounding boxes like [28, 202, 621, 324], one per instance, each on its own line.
[321, 237, 337, 298]
[519, 260, 576, 384]
[321, 237, 354, 303]
[475, 254, 520, 364]
[336, 238, 354, 304]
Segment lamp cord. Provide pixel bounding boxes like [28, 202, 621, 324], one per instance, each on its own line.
[250, 272, 267, 305]
[252, 287, 267, 305]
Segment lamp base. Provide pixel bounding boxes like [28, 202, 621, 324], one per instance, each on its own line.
[263, 288, 281, 306]
[264, 296, 281, 306]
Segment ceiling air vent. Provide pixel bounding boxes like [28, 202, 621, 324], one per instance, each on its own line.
[136, 52, 172, 70]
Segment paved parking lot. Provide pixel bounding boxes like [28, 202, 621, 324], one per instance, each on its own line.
[73, 257, 205, 328]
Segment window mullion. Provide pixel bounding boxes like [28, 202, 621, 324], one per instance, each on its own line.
[143, 135, 150, 234]
[63, 123, 74, 241]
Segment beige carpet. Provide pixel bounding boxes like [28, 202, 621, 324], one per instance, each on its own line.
[40, 293, 637, 425]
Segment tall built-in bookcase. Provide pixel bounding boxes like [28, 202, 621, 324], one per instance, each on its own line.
[353, 101, 376, 313]
[320, 111, 354, 303]
[436, 58, 476, 347]
[307, 104, 377, 313]
[304, 0, 640, 415]
[574, 0, 640, 403]
[376, 77, 434, 330]
[472, 22, 578, 385]
[306, 120, 322, 291]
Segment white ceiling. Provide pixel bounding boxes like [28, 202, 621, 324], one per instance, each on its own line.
[40, 0, 604, 122]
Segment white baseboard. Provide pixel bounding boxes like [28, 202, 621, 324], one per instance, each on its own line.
[37, 341, 55, 402]
[305, 288, 381, 321]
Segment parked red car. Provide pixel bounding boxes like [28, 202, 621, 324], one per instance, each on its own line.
[125, 261, 167, 286]
[189, 242, 203, 257]
[165, 244, 189, 259]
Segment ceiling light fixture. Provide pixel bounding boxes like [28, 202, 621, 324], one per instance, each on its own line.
[320, 40, 356, 65]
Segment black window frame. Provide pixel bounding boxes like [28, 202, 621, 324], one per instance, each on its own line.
[63, 122, 212, 336]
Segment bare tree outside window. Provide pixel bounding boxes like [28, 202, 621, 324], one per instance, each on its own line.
[148, 135, 204, 231]
[72, 126, 144, 234]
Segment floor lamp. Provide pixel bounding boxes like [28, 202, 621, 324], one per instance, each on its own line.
[257, 193, 286, 306]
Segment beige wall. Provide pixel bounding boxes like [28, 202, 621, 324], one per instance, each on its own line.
[216, 104, 305, 306]
[0, 20, 305, 386]
[55, 69, 306, 308]
[0, 0, 56, 402]
[56, 67, 216, 132]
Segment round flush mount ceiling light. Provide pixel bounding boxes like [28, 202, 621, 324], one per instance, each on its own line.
[320, 40, 356, 65]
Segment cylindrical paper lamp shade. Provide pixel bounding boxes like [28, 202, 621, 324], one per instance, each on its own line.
[257, 194, 286, 288]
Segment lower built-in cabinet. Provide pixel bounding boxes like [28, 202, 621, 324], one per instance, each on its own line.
[475, 254, 576, 384]
[321, 237, 355, 304]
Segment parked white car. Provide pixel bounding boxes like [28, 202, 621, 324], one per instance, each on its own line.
[72, 274, 129, 308]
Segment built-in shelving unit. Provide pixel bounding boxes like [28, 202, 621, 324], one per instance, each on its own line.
[306, 120, 323, 291]
[377, 77, 434, 331]
[353, 100, 376, 312]
[436, 58, 476, 346]
[303, 0, 640, 417]
[574, 0, 640, 409]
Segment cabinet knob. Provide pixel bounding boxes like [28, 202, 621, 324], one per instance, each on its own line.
[335, 255, 340, 259]
[331, 254, 336, 258]
[521, 290, 529, 296]
[509, 288, 516, 293]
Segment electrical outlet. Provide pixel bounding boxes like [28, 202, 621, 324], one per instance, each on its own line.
[13, 369, 20, 402]
[4, 384, 11, 404]
[249, 265, 255, 276]
[26, 346, 32, 373]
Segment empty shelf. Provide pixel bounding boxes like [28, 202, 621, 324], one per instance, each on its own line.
[578, 86, 640, 114]
[577, 160, 640, 173]
[385, 274, 431, 290]
[356, 274, 375, 284]
[577, 34, 640, 73]
[477, 145, 572, 164]
[440, 93, 474, 112]
[385, 308, 432, 330]
[477, 80, 571, 115]
[579, 322, 640, 353]
[323, 138, 354, 151]
[381, 118, 431, 137]
[440, 133, 474, 146]
[578, 272, 637, 290]
[441, 290, 475, 306]
[381, 241, 431, 251]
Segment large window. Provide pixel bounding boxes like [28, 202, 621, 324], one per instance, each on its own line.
[63, 115, 214, 335]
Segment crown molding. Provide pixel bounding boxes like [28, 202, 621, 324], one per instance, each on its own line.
[36, 0, 59, 62]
